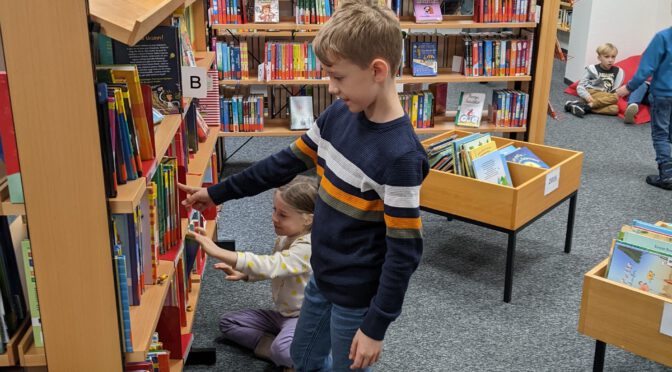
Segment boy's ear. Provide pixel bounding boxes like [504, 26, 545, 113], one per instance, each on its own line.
[371, 58, 390, 82]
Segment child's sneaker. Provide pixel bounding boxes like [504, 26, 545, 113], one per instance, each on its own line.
[624, 103, 639, 124]
[564, 100, 580, 112]
[569, 103, 585, 118]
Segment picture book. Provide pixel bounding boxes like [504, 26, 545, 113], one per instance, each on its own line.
[290, 96, 315, 130]
[255, 0, 279, 23]
[505, 147, 549, 169]
[472, 150, 513, 187]
[414, 0, 442, 23]
[498, 145, 518, 156]
[112, 26, 183, 115]
[455, 92, 485, 128]
[605, 239, 672, 299]
[411, 42, 438, 77]
[618, 225, 672, 257]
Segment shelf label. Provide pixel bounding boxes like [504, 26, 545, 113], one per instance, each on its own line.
[182, 66, 208, 98]
[544, 168, 560, 196]
[662, 303, 672, 337]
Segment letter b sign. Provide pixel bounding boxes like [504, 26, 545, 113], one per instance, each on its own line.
[182, 66, 208, 98]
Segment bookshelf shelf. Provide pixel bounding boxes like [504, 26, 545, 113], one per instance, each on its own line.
[219, 73, 532, 86]
[182, 281, 201, 335]
[0, 319, 28, 366]
[17, 329, 45, 367]
[170, 359, 184, 371]
[89, 0, 187, 46]
[127, 261, 176, 363]
[213, 20, 536, 32]
[109, 178, 147, 214]
[218, 117, 527, 138]
[186, 127, 220, 188]
[560, 1, 573, 8]
[194, 51, 216, 70]
[557, 25, 570, 32]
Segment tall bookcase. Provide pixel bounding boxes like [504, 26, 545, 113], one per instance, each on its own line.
[0, 0, 216, 370]
[0, 0, 560, 370]
[212, 0, 561, 143]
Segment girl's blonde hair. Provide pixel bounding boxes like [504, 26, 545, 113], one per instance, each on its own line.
[276, 175, 319, 216]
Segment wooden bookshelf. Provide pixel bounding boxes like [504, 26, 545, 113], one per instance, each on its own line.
[194, 51, 216, 70]
[170, 359, 184, 371]
[557, 25, 570, 32]
[560, 1, 573, 8]
[0, 319, 28, 366]
[182, 281, 202, 335]
[220, 73, 532, 86]
[186, 128, 220, 188]
[213, 19, 536, 31]
[109, 178, 147, 214]
[89, 0, 186, 46]
[0, 182, 25, 216]
[17, 329, 45, 367]
[126, 261, 176, 363]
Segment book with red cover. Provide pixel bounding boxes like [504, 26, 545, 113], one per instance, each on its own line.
[0, 72, 23, 203]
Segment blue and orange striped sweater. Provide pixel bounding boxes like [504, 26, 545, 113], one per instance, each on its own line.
[208, 100, 429, 340]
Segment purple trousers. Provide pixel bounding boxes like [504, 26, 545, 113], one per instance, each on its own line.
[219, 308, 298, 367]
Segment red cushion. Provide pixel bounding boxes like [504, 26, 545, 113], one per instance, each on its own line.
[563, 55, 650, 124]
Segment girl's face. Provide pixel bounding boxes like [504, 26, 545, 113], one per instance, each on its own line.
[272, 192, 311, 238]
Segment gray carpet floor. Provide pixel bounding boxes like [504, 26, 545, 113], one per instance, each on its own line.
[186, 60, 672, 371]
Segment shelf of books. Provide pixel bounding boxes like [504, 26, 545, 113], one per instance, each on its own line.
[219, 73, 532, 86]
[578, 221, 672, 368]
[186, 129, 220, 188]
[89, 0, 187, 46]
[127, 261, 176, 362]
[194, 51, 216, 70]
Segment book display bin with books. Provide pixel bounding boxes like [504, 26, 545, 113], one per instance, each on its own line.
[578, 221, 672, 370]
[0, 0, 220, 370]
[210, 0, 563, 144]
[420, 130, 584, 302]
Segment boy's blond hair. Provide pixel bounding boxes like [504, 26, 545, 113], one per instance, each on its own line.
[596, 43, 618, 56]
[313, 0, 402, 76]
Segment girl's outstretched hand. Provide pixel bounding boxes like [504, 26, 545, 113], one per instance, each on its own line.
[213, 262, 248, 281]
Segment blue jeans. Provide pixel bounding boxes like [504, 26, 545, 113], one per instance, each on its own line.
[649, 95, 672, 165]
[290, 276, 371, 372]
[628, 81, 650, 105]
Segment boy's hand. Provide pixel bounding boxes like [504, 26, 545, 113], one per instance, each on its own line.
[615, 86, 630, 97]
[178, 183, 215, 211]
[349, 329, 382, 370]
[585, 96, 594, 104]
[213, 262, 248, 281]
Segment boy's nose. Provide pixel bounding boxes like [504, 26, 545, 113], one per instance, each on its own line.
[328, 82, 339, 95]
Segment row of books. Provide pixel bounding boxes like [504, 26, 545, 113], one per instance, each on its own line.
[558, 8, 572, 30]
[491, 89, 529, 127]
[220, 95, 266, 132]
[215, 41, 250, 80]
[295, 0, 337, 24]
[472, 0, 537, 23]
[605, 221, 672, 300]
[209, 0, 248, 25]
[400, 91, 435, 129]
[263, 42, 323, 81]
[124, 332, 171, 371]
[0, 218, 29, 354]
[426, 133, 548, 185]
[463, 31, 534, 77]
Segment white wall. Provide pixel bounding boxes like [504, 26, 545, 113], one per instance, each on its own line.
[564, 0, 672, 82]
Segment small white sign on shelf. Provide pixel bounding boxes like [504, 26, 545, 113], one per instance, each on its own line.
[544, 167, 560, 196]
[661, 302, 672, 337]
[182, 66, 208, 98]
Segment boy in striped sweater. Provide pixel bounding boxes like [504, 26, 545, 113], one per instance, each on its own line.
[180, 0, 429, 370]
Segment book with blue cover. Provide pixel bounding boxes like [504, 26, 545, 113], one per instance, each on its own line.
[605, 239, 672, 299]
[504, 146, 549, 169]
[411, 42, 438, 77]
[472, 150, 513, 187]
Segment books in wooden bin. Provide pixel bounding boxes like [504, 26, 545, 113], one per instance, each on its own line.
[290, 96, 315, 130]
[413, 0, 442, 23]
[472, 150, 513, 187]
[255, 0, 279, 23]
[455, 92, 485, 128]
[505, 147, 549, 168]
[411, 42, 438, 77]
[604, 221, 672, 299]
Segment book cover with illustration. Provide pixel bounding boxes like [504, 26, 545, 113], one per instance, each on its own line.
[411, 42, 438, 77]
[504, 147, 549, 169]
[605, 239, 672, 299]
[290, 96, 315, 130]
[255, 0, 280, 23]
[471, 150, 513, 187]
[414, 0, 442, 23]
[455, 92, 485, 128]
[112, 26, 183, 115]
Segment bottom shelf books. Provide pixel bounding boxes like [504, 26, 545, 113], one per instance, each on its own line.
[425, 132, 549, 187]
[604, 220, 672, 300]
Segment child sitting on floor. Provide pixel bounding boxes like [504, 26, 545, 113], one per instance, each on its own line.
[566, 43, 625, 118]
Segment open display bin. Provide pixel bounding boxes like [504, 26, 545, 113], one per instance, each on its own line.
[420, 130, 584, 230]
[578, 259, 672, 369]
[419, 130, 584, 302]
